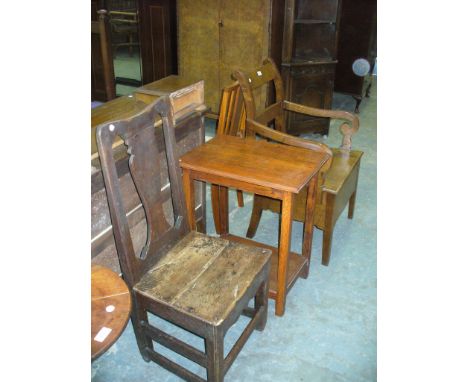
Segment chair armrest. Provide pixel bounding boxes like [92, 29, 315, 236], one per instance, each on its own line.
[246, 118, 332, 156]
[246, 118, 333, 201]
[283, 100, 359, 150]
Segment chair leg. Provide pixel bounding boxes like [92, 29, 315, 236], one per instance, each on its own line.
[353, 96, 362, 113]
[348, 191, 356, 219]
[301, 177, 318, 279]
[322, 224, 333, 267]
[132, 302, 154, 362]
[246, 196, 263, 238]
[322, 193, 335, 266]
[205, 327, 225, 382]
[254, 280, 269, 331]
[236, 190, 244, 207]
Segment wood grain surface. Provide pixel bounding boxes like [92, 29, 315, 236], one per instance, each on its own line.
[179, 135, 329, 194]
[135, 231, 270, 325]
[91, 265, 131, 360]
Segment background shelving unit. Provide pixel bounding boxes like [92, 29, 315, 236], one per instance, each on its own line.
[281, 0, 342, 135]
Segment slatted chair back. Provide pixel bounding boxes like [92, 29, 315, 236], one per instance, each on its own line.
[96, 86, 203, 288]
[217, 81, 246, 137]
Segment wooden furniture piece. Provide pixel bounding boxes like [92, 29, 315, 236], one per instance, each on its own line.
[91, 265, 131, 360]
[281, 0, 342, 135]
[96, 88, 272, 382]
[232, 58, 362, 266]
[210, 82, 248, 217]
[138, 0, 178, 84]
[180, 134, 330, 317]
[91, 76, 206, 273]
[177, 0, 285, 115]
[91, 4, 116, 102]
[334, 0, 377, 112]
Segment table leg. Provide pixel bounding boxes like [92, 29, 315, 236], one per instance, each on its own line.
[182, 169, 197, 230]
[301, 176, 318, 279]
[276, 192, 294, 316]
[218, 186, 229, 235]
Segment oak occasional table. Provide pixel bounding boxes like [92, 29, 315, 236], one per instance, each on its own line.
[91, 265, 132, 360]
[179, 135, 329, 316]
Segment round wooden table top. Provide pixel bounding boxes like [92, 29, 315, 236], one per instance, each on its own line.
[91, 265, 132, 360]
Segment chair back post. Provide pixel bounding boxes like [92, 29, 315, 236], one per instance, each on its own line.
[263, 57, 286, 132]
[97, 9, 116, 100]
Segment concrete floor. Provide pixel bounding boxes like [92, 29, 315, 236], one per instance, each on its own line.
[92, 82, 377, 382]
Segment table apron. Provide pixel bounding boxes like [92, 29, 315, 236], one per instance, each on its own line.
[185, 169, 290, 200]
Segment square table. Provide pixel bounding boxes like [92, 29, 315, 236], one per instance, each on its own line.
[179, 135, 329, 316]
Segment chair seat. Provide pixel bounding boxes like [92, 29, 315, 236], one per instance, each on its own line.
[322, 148, 363, 194]
[135, 231, 270, 325]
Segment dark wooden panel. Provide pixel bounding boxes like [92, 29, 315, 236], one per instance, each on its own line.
[294, 23, 338, 60]
[283, 63, 335, 135]
[91, 0, 99, 20]
[138, 0, 178, 84]
[334, 0, 377, 97]
[267, 0, 286, 105]
[296, 0, 339, 21]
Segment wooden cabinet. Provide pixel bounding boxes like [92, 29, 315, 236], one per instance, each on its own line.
[281, 0, 342, 136]
[177, 0, 285, 114]
[138, 0, 178, 84]
[334, 0, 376, 112]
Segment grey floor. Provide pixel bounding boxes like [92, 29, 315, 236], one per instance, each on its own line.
[92, 81, 377, 382]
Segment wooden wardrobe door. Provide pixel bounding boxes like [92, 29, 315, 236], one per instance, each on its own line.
[178, 0, 220, 112]
[138, 0, 177, 84]
[218, 0, 270, 113]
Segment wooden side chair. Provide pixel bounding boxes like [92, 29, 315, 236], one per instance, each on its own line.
[96, 84, 271, 382]
[230, 58, 363, 266]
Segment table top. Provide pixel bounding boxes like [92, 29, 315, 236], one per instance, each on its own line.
[91, 265, 131, 360]
[179, 135, 330, 194]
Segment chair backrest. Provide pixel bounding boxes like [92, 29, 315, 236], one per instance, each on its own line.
[96, 85, 203, 287]
[217, 81, 246, 137]
[231, 59, 334, 203]
[232, 57, 286, 134]
[91, 9, 116, 101]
